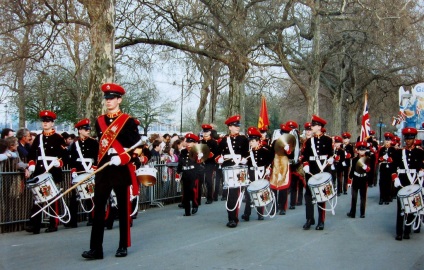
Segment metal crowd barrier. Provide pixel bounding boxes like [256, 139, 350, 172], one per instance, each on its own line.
[0, 159, 182, 233]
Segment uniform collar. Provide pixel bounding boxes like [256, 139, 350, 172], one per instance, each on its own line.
[43, 129, 56, 136]
[106, 110, 122, 118]
[229, 133, 239, 137]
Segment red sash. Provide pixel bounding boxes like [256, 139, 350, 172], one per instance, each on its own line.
[97, 113, 139, 195]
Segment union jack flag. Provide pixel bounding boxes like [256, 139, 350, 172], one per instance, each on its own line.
[360, 91, 371, 141]
[391, 110, 406, 126]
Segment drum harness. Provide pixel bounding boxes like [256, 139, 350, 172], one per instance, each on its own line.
[32, 135, 71, 223]
[225, 136, 247, 212]
[309, 138, 337, 215]
[398, 149, 423, 229]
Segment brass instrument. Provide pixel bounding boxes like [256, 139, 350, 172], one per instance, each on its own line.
[270, 133, 295, 189]
[356, 156, 370, 173]
[189, 143, 211, 163]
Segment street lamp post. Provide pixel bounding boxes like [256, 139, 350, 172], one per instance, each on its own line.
[180, 78, 183, 136]
[378, 116, 383, 145]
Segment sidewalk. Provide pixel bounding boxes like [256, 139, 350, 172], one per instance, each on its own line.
[1, 186, 423, 270]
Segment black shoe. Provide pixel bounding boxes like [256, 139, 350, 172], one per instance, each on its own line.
[178, 203, 184, 208]
[289, 205, 295, 210]
[303, 220, 314, 230]
[226, 220, 237, 228]
[213, 198, 218, 201]
[25, 226, 33, 233]
[384, 202, 390, 205]
[395, 235, 402, 241]
[221, 197, 226, 201]
[315, 222, 324, 230]
[191, 208, 198, 214]
[379, 200, 383, 205]
[343, 192, 347, 195]
[106, 225, 113, 230]
[258, 216, 264, 220]
[337, 193, 341, 197]
[205, 200, 213, 204]
[296, 202, 303, 206]
[82, 249, 103, 260]
[414, 228, 420, 233]
[183, 213, 191, 216]
[279, 210, 286, 215]
[360, 215, 365, 218]
[45, 227, 58, 233]
[403, 234, 410, 240]
[115, 247, 127, 257]
[347, 212, 355, 218]
[241, 214, 250, 222]
[86, 221, 93, 226]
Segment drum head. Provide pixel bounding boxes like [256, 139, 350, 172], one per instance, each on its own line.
[72, 173, 93, 184]
[223, 165, 248, 171]
[398, 184, 421, 197]
[247, 179, 269, 192]
[309, 172, 332, 186]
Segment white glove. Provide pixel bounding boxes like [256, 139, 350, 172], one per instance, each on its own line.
[110, 156, 121, 166]
[72, 172, 78, 179]
[331, 164, 335, 170]
[265, 167, 271, 176]
[383, 154, 388, 160]
[394, 178, 401, 188]
[303, 165, 310, 174]
[28, 165, 35, 173]
[197, 152, 203, 160]
[327, 157, 334, 165]
[240, 158, 248, 165]
[284, 144, 290, 152]
[362, 164, 368, 170]
[418, 171, 424, 177]
[52, 159, 61, 168]
[342, 161, 347, 167]
[217, 156, 224, 164]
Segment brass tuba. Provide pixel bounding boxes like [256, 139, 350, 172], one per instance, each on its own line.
[356, 156, 370, 173]
[270, 133, 295, 189]
[189, 143, 211, 163]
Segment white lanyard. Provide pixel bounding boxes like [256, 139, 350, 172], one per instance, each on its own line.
[75, 141, 92, 172]
[401, 149, 416, 185]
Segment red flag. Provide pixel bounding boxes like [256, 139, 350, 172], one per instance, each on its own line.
[360, 91, 371, 141]
[258, 95, 270, 130]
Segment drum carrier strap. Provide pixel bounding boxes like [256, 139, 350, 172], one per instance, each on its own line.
[75, 140, 92, 172]
[401, 149, 417, 185]
[311, 137, 327, 173]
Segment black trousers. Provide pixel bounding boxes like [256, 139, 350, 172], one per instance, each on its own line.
[349, 177, 367, 216]
[182, 170, 199, 215]
[201, 163, 215, 202]
[90, 167, 131, 251]
[379, 165, 393, 203]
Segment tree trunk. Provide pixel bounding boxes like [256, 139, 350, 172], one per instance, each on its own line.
[80, 0, 116, 123]
[310, 0, 321, 117]
[227, 62, 248, 128]
[196, 79, 211, 127]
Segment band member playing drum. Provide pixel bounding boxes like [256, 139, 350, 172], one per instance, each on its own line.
[82, 83, 141, 259]
[301, 115, 334, 230]
[26, 110, 67, 234]
[377, 132, 396, 205]
[341, 132, 354, 195]
[177, 133, 202, 216]
[391, 127, 424, 241]
[200, 124, 218, 205]
[241, 127, 273, 221]
[347, 141, 370, 218]
[215, 115, 249, 228]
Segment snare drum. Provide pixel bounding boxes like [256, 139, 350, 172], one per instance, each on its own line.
[222, 165, 249, 188]
[72, 173, 95, 200]
[398, 184, 423, 214]
[27, 173, 60, 204]
[308, 172, 335, 203]
[136, 166, 157, 186]
[247, 179, 273, 207]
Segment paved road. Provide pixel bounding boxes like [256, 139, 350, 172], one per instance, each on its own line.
[1, 186, 423, 270]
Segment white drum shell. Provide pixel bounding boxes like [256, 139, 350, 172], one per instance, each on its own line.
[136, 167, 157, 186]
[222, 165, 250, 188]
[27, 173, 60, 204]
[308, 172, 335, 203]
[247, 179, 273, 207]
[398, 184, 423, 214]
[72, 173, 95, 200]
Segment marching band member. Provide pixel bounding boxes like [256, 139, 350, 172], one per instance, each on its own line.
[177, 133, 202, 216]
[377, 132, 396, 205]
[391, 127, 424, 241]
[82, 83, 141, 259]
[259, 127, 270, 148]
[215, 115, 249, 228]
[296, 122, 313, 206]
[286, 121, 303, 210]
[301, 115, 334, 230]
[26, 110, 67, 234]
[347, 141, 370, 218]
[366, 132, 378, 187]
[68, 119, 99, 228]
[269, 124, 293, 215]
[200, 124, 218, 205]
[341, 132, 354, 195]
[241, 127, 273, 221]
[333, 136, 346, 197]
